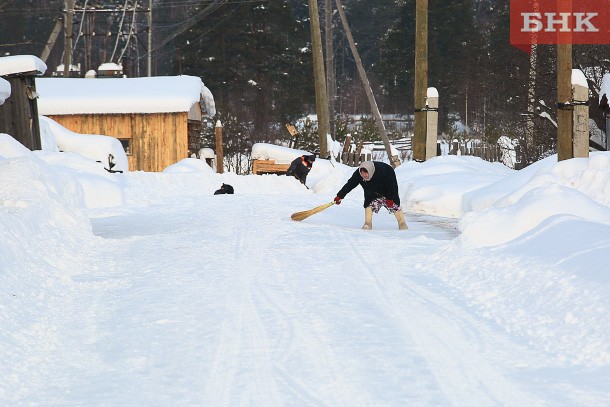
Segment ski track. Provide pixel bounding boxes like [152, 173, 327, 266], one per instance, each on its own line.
[20, 195, 603, 405]
[340, 231, 546, 406]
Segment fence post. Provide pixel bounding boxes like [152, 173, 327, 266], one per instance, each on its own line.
[426, 87, 439, 160]
[342, 134, 352, 164]
[572, 73, 589, 158]
[215, 120, 224, 174]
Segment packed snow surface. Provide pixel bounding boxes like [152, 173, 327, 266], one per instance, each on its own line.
[1, 136, 609, 405]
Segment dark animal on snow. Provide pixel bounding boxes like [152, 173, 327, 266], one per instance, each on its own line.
[214, 183, 234, 195]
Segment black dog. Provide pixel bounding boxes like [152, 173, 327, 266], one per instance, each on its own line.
[214, 183, 234, 195]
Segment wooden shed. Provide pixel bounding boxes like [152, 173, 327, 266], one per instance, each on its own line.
[36, 75, 216, 172]
[0, 55, 47, 150]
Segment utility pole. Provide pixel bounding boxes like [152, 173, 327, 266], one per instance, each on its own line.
[557, 43, 573, 161]
[63, 0, 75, 77]
[147, 0, 152, 77]
[556, 0, 573, 162]
[308, 0, 330, 158]
[41, 18, 63, 62]
[413, 0, 428, 161]
[325, 0, 336, 139]
[335, 0, 400, 167]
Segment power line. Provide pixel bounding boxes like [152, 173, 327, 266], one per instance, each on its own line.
[127, 0, 230, 68]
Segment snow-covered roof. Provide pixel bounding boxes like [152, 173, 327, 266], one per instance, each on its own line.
[251, 142, 312, 164]
[98, 62, 122, 71]
[0, 78, 11, 104]
[0, 55, 47, 77]
[36, 75, 216, 116]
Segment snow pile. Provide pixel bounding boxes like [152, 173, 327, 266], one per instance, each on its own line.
[0, 154, 93, 400]
[0, 55, 47, 76]
[394, 153, 610, 366]
[163, 157, 215, 174]
[1, 134, 124, 209]
[458, 154, 610, 247]
[39, 116, 128, 173]
[396, 155, 512, 217]
[0, 133, 31, 157]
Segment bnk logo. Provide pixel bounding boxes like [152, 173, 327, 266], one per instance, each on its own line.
[511, 0, 610, 46]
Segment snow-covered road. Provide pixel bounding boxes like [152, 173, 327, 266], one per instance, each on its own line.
[22, 194, 601, 406]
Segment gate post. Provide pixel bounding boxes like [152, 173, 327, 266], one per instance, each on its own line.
[425, 87, 439, 160]
[572, 70, 589, 158]
[215, 120, 224, 173]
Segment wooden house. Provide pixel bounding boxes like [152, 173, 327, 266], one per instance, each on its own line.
[36, 75, 216, 172]
[0, 55, 47, 150]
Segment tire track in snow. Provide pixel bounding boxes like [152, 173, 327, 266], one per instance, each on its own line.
[253, 252, 373, 405]
[342, 233, 546, 406]
[201, 214, 283, 406]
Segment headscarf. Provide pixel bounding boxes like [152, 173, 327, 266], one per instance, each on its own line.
[358, 161, 375, 181]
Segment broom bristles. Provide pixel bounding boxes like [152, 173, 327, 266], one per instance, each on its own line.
[291, 202, 335, 221]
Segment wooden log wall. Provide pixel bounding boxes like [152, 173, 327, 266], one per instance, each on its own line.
[0, 76, 41, 150]
[47, 112, 189, 172]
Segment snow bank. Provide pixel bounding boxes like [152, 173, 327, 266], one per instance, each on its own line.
[163, 158, 215, 174]
[458, 153, 610, 247]
[396, 156, 512, 217]
[0, 133, 31, 158]
[0, 55, 46, 76]
[35, 151, 125, 209]
[459, 185, 610, 247]
[39, 116, 128, 173]
[0, 155, 94, 399]
[37, 75, 215, 116]
[402, 153, 610, 366]
[1, 133, 123, 209]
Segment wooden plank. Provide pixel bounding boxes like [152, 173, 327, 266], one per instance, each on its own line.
[252, 159, 290, 174]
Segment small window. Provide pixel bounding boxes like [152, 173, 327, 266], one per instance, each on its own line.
[119, 139, 131, 155]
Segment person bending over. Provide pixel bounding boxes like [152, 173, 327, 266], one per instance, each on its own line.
[333, 161, 408, 230]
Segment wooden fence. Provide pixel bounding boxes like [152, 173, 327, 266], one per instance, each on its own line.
[337, 152, 372, 166]
[447, 140, 504, 162]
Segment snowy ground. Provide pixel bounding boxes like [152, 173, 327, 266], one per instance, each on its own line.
[1, 137, 610, 405]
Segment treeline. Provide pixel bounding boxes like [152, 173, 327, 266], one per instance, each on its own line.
[2, 0, 609, 166]
[180, 0, 610, 165]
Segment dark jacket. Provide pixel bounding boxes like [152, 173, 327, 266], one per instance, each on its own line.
[286, 155, 315, 184]
[337, 161, 400, 208]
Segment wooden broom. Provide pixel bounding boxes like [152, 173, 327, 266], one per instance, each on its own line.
[291, 202, 335, 221]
